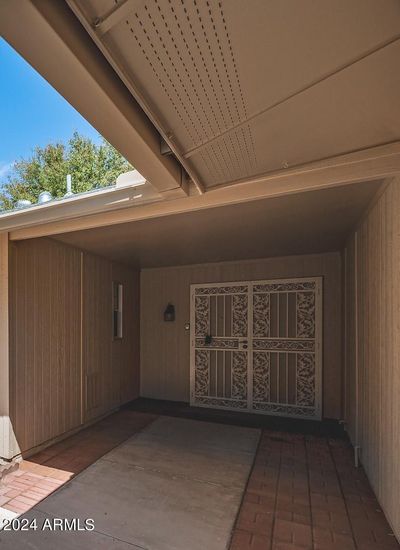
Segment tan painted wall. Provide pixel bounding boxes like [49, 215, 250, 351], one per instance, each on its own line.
[344, 178, 400, 539]
[141, 252, 342, 419]
[9, 237, 139, 455]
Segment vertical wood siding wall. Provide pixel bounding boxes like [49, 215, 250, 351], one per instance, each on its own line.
[344, 178, 400, 539]
[113, 263, 140, 404]
[141, 252, 342, 419]
[83, 253, 114, 421]
[10, 237, 139, 455]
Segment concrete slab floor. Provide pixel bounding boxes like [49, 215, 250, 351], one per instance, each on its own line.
[0, 410, 156, 520]
[0, 410, 398, 549]
[0, 417, 260, 550]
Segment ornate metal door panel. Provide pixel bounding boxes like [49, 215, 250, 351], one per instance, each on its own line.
[251, 279, 322, 419]
[190, 284, 250, 411]
[190, 278, 322, 420]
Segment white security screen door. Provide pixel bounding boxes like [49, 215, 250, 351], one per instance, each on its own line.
[190, 278, 322, 420]
[190, 283, 250, 411]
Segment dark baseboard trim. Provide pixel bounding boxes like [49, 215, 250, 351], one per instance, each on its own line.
[125, 397, 346, 438]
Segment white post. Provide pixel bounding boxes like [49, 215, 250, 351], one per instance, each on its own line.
[0, 232, 18, 461]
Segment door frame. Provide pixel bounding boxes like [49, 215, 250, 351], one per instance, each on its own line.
[190, 277, 323, 420]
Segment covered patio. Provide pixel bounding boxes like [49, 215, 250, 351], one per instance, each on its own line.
[0, 404, 397, 549]
[0, 0, 400, 548]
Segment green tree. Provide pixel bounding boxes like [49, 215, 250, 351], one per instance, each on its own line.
[0, 132, 132, 210]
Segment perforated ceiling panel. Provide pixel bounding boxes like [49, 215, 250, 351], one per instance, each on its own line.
[73, 0, 400, 189]
[108, 0, 257, 185]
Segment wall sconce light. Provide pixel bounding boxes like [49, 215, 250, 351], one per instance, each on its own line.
[164, 303, 175, 322]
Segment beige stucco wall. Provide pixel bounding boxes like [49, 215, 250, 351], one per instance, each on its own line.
[141, 252, 342, 419]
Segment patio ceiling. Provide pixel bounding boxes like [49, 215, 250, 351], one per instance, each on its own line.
[1, 0, 400, 206]
[54, 178, 382, 267]
[67, 0, 400, 191]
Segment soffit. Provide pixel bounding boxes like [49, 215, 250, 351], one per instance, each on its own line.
[54, 179, 382, 267]
[70, 0, 400, 188]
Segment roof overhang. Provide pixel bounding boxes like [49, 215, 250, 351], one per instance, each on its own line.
[5, 142, 400, 240]
[2, 0, 400, 197]
[0, 0, 188, 198]
[1, 0, 400, 241]
[0, 178, 160, 234]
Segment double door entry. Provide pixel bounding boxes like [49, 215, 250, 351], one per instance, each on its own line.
[190, 278, 322, 420]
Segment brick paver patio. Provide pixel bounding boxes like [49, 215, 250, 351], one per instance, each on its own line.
[230, 430, 399, 550]
[0, 410, 398, 550]
[0, 410, 156, 516]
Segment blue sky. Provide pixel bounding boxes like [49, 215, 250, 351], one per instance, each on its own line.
[0, 38, 102, 183]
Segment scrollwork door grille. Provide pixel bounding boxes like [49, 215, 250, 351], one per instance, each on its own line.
[190, 277, 322, 420]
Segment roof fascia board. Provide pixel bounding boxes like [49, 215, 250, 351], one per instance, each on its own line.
[8, 141, 400, 240]
[0, 185, 160, 232]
